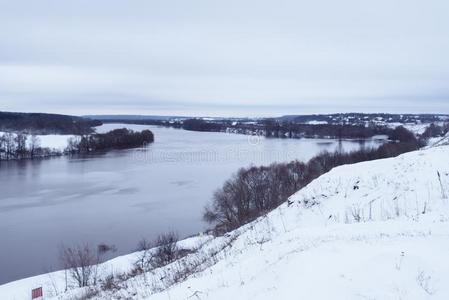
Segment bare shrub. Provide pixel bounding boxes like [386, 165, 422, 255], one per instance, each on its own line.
[129, 232, 239, 297]
[134, 238, 152, 273]
[134, 232, 182, 274]
[59, 243, 115, 288]
[351, 205, 362, 222]
[417, 271, 435, 295]
[152, 232, 179, 268]
[204, 163, 307, 233]
[101, 274, 122, 292]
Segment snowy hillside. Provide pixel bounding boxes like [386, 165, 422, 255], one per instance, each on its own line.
[2, 146, 449, 299]
[429, 132, 449, 148]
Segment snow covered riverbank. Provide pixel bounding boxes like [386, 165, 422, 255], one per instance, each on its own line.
[2, 144, 449, 299]
[0, 131, 74, 152]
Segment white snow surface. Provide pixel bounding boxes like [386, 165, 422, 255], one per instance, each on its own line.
[387, 122, 433, 135]
[34, 134, 74, 151]
[0, 132, 73, 151]
[2, 146, 449, 299]
[306, 120, 329, 125]
[429, 132, 449, 148]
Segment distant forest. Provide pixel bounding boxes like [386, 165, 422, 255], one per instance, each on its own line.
[277, 113, 449, 125]
[0, 111, 102, 134]
[98, 118, 408, 139]
[94, 113, 449, 140]
[94, 118, 389, 139]
[181, 119, 392, 139]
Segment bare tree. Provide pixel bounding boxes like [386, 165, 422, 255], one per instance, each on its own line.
[29, 135, 41, 158]
[59, 243, 103, 288]
[15, 133, 27, 159]
[66, 136, 81, 154]
[4, 132, 15, 159]
[0, 134, 5, 159]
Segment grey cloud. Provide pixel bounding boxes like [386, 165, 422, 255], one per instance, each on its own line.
[1, 0, 448, 116]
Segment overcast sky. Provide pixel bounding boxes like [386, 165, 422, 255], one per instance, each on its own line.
[1, 0, 449, 117]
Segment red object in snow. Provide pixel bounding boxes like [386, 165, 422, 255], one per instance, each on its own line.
[31, 287, 43, 299]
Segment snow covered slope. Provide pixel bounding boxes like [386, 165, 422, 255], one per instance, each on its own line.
[2, 146, 449, 299]
[140, 146, 449, 300]
[430, 132, 449, 148]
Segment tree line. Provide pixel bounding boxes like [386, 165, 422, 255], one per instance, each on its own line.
[95, 117, 402, 139]
[66, 128, 154, 154]
[204, 126, 423, 233]
[0, 111, 101, 134]
[279, 113, 449, 126]
[176, 118, 397, 139]
[420, 123, 449, 140]
[0, 133, 60, 160]
[94, 114, 449, 141]
[0, 129, 154, 160]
